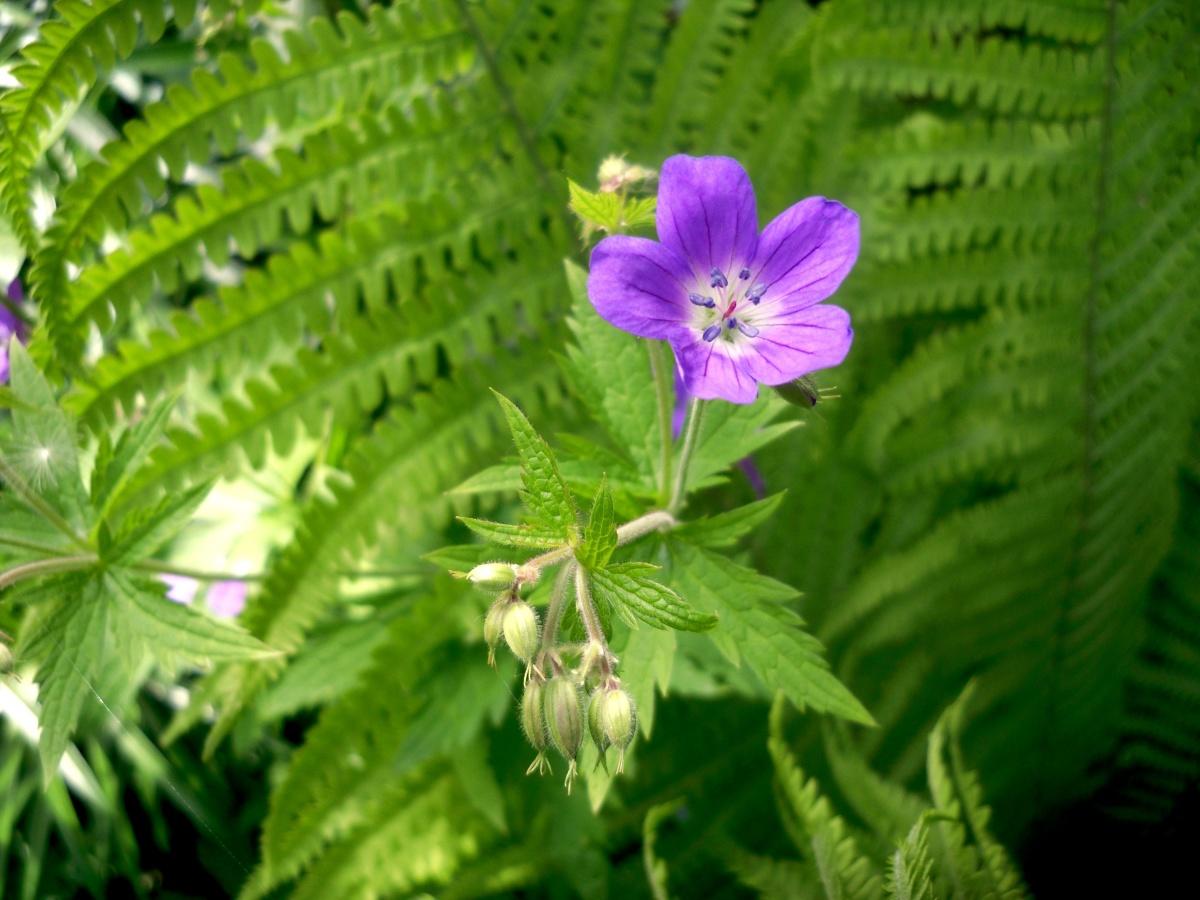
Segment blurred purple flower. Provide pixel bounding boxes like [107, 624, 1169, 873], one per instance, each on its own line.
[587, 155, 858, 404]
[161, 573, 199, 606]
[207, 580, 248, 618]
[1, 280, 28, 384]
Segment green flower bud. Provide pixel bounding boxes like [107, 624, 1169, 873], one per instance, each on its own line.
[467, 562, 518, 592]
[600, 688, 636, 749]
[599, 684, 637, 774]
[483, 598, 506, 667]
[522, 679, 552, 776]
[502, 600, 540, 662]
[587, 689, 611, 774]
[544, 676, 584, 793]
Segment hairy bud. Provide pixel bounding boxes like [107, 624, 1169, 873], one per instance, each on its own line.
[544, 675, 584, 792]
[483, 598, 506, 667]
[597, 683, 636, 773]
[587, 689, 611, 773]
[522, 679, 552, 775]
[502, 601, 540, 663]
[467, 562, 518, 592]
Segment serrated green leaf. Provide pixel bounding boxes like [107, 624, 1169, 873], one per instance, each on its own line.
[590, 563, 717, 632]
[4, 340, 87, 528]
[458, 517, 568, 550]
[578, 478, 617, 569]
[108, 572, 274, 662]
[101, 480, 211, 564]
[675, 492, 786, 548]
[623, 196, 657, 230]
[491, 391, 578, 539]
[567, 179, 622, 233]
[563, 260, 663, 487]
[667, 541, 874, 725]
[90, 395, 177, 524]
[32, 578, 108, 783]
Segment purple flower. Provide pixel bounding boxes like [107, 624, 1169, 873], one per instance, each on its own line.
[161, 573, 200, 605]
[587, 155, 858, 404]
[206, 580, 248, 618]
[1, 280, 27, 384]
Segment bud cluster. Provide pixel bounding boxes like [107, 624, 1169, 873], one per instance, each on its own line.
[468, 561, 638, 793]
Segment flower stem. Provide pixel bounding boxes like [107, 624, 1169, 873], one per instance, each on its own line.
[647, 341, 675, 505]
[128, 560, 266, 582]
[574, 566, 613, 672]
[668, 399, 706, 513]
[616, 510, 676, 546]
[0, 453, 90, 552]
[539, 563, 575, 652]
[0, 554, 97, 591]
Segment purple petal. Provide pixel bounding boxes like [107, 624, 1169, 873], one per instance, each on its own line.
[739, 304, 853, 385]
[749, 198, 859, 311]
[656, 155, 758, 279]
[671, 338, 759, 404]
[160, 573, 199, 606]
[207, 580, 248, 618]
[587, 235, 694, 340]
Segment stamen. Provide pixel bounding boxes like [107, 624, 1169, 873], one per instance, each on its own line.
[737, 321, 760, 338]
[727, 317, 738, 329]
[689, 293, 716, 308]
[739, 267, 751, 280]
[710, 268, 728, 289]
[747, 283, 767, 304]
[702, 324, 721, 342]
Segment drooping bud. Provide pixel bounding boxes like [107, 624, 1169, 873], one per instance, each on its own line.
[544, 675, 584, 793]
[522, 679, 552, 775]
[599, 684, 637, 774]
[483, 598, 506, 667]
[773, 374, 821, 408]
[502, 600, 540, 663]
[587, 689, 610, 773]
[467, 562, 518, 592]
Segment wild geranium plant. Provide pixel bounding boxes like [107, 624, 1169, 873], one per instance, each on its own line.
[438, 155, 870, 795]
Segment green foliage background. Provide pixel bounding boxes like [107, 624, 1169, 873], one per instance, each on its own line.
[0, 0, 1197, 896]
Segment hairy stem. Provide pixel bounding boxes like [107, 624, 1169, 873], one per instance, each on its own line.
[574, 566, 612, 671]
[668, 399, 706, 513]
[0, 554, 97, 591]
[647, 341, 675, 505]
[539, 562, 575, 652]
[0, 453, 90, 552]
[616, 510, 676, 546]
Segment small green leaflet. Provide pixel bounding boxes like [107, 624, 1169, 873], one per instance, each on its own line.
[589, 562, 717, 632]
[567, 179, 622, 234]
[89, 394, 177, 524]
[674, 492, 786, 548]
[458, 518, 566, 550]
[667, 541, 874, 725]
[100, 480, 211, 564]
[490, 391, 578, 541]
[577, 478, 617, 569]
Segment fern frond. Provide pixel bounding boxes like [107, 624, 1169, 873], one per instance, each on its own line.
[769, 697, 884, 900]
[33, 2, 471, 363]
[0, 0, 197, 251]
[57, 94, 508, 355]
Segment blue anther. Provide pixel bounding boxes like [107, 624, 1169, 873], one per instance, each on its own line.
[737, 320, 760, 338]
[739, 267, 751, 280]
[747, 283, 767, 304]
[710, 268, 728, 289]
[727, 317, 738, 329]
[702, 324, 721, 342]
[689, 293, 716, 308]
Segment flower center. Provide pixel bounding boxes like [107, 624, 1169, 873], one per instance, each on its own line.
[690, 267, 768, 343]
